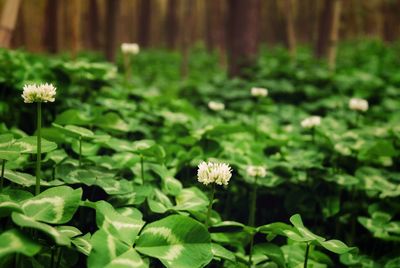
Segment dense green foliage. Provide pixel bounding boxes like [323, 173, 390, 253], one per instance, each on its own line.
[0, 40, 400, 267]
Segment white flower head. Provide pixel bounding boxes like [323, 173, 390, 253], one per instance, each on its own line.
[301, 116, 321, 129]
[121, 43, 140, 55]
[246, 165, 267, 178]
[251, 87, 268, 98]
[208, 101, 225, 111]
[349, 98, 368, 112]
[22, 83, 56, 103]
[197, 161, 232, 186]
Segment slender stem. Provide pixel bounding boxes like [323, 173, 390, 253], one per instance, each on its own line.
[205, 184, 216, 228]
[78, 137, 82, 167]
[140, 155, 144, 184]
[50, 247, 55, 268]
[248, 176, 258, 267]
[55, 248, 63, 268]
[248, 176, 258, 227]
[124, 54, 132, 82]
[248, 233, 255, 268]
[355, 112, 361, 127]
[304, 242, 311, 268]
[1, 159, 5, 191]
[253, 99, 260, 141]
[35, 102, 42, 196]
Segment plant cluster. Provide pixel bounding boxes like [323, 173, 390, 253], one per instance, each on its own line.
[0, 40, 399, 267]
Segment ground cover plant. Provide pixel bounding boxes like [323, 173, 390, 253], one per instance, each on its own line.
[0, 40, 400, 267]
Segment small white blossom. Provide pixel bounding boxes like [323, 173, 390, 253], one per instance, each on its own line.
[246, 165, 267, 178]
[22, 83, 56, 103]
[251, 87, 268, 98]
[208, 101, 225, 111]
[301, 116, 321, 129]
[349, 98, 368, 112]
[197, 161, 232, 186]
[121, 43, 140, 55]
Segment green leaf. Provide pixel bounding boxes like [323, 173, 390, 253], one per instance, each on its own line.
[56, 226, 83, 238]
[0, 229, 41, 258]
[253, 243, 286, 268]
[94, 112, 129, 132]
[55, 109, 94, 126]
[105, 248, 148, 268]
[174, 187, 208, 212]
[72, 233, 92, 256]
[289, 214, 325, 242]
[15, 136, 57, 154]
[11, 212, 70, 246]
[87, 229, 130, 268]
[136, 215, 213, 268]
[52, 123, 94, 139]
[211, 243, 236, 263]
[21, 186, 82, 224]
[0, 134, 20, 161]
[319, 239, 354, 254]
[95, 201, 145, 245]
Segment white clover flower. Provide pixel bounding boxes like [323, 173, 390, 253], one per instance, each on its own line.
[22, 83, 56, 103]
[121, 43, 140, 55]
[251, 87, 268, 98]
[301, 116, 321, 129]
[197, 161, 232, 186]
[246, 165, 267, 178]
[208, 101, 225, 111]
[349, 98, 368, 112]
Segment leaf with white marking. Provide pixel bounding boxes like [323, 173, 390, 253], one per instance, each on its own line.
[52, 123, 94, 139]
[56, 226, 83, 238]
[15, 136, 57, 154]
[0, 229, 41, 259]
[211, 243, 236, 263]
[21, 186, 82, 224]
[105, 248, 148, 268]
[319, 239, 354, 254]
[11, 212, 70, 246]
[0, 134, 20, 161]
[87, 229, 130, 268]
[136, 215, 213, 268]
[72, 233, 92, 256]
[174, 187, 208, 212]
[95, 201, 145, 245]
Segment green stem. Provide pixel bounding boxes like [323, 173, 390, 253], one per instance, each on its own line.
[248, 233, 255, 268]
[253, 99, 260, 141]
[205, 184, 216, 228]
[304, 242, 311, 268]
[1, 159, 5, 191]
[79, 137, 82, 167]
[248, 176, 258, 268]
[55, 248, 63, 268]
[124, 55, 132, 82]
[35, 102, 42, 196]
[248, 176, 258, 227]
[140, 155, 144, 184]
[50, 247, 55, 268]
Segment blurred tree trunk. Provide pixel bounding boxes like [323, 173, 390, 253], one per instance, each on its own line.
[0, 0, 22, 48]
[283, 0, 297, 57]
[228, 0, 260, 77]
[43, 0, 59, 53]
[315, 0, 342, 70]
[166, 0, 178, 49]
[105, 0, 121, 61]
[326, 0, 341, 70]
[88, 0, 100, 50]
[181, 0, 195, 78]
[139, 0, 151, 47]
[206, 0, 227, 67]
[70, 0, 81, 58]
